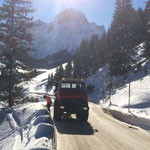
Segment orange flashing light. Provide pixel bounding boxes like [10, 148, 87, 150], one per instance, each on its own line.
[81, 79, 84, 82]
[62, 78, 65, 81]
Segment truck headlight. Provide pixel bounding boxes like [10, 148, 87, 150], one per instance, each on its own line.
[60, 106, 64, 109]
[83, 107, 88, 110]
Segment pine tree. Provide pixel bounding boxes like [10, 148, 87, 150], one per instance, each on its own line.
[73, 39, 91, 78]
[53, 65, 64, 88]
[143, 0, 150, 59]
[73, 35, 107, 78]
[46, 74, 51, 89]
[136, 8, 146, 43]
[50, 73, 54, 86]
[73, 52, 82, 78]
[58, 65, 65, 80]
[46, 73, 54, 89]
[89, 35, 99, 74]
[104, 28, 113, 65]
[0, 0, 35, 106]
[121, 0, 139, 47]
[54, 67, 59, 87]
[99, 34, 107, 65]
[65, 61, 72, 78]
[109, 0, 137, 75]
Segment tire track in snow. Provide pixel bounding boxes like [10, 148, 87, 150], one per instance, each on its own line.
[6, 111, 23, 150]
[0, 103, 53, 150]
[12, 107, 48, 150]
[7, 113, 19, 130]
[9, 108, 37, 150]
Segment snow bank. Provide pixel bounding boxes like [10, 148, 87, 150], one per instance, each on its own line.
[35, 123, 53, 139]
[29, 147, 50, 150]
[0, 102, 54, 150]
[102, 107, 150, 131]
[33, 115, 51, 126]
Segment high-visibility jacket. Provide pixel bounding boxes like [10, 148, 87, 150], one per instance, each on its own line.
[46, 96, 52, 105]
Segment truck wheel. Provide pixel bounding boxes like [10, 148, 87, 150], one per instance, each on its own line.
[54, 101, 62, 120]
[77, 111, 89, 122]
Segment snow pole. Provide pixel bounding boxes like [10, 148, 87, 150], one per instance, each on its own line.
[109, 88, 111, 106]
[128, 82, 131, 113]
[102, 88, 105, 102]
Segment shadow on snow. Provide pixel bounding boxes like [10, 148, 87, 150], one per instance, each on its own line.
[54, 117, 94, 135]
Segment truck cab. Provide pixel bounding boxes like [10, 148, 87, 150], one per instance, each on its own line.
[54, 78, 89, 122]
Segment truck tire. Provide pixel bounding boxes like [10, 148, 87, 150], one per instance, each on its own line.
[54, 101, 62, 120]
[77, 110, 89, 122]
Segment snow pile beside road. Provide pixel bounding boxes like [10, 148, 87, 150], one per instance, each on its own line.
[0, 102, 54, 150]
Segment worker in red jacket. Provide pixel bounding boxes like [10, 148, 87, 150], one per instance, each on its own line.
[43, 95, 52, 111]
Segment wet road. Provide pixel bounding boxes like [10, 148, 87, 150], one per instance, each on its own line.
[52, 102, 150, 150]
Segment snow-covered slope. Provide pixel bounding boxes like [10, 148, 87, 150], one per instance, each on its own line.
[30, 8, 105, 59]
[24, 68, 56, 98]
[23, 63, 67, 99]
[86, 43, 150, 120]
[106, 75, 150, 119]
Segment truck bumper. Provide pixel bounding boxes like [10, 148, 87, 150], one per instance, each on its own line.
[59, 104, 89, 113]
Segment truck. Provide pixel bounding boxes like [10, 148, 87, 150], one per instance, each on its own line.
[54, 78, 89, 122]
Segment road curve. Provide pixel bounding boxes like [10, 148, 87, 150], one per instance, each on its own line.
[53, 102, 150, 150]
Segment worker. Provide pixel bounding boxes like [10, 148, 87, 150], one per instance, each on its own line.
[43, 95, 52, 111]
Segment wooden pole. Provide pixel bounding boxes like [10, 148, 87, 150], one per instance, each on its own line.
[110, 88, 111, 106]
[128, 82, 131, 112]
[102, 88, 104, 102]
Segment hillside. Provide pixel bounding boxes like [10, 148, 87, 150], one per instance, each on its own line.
[86, 43, 150, 122]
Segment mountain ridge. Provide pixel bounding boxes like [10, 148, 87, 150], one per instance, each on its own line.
[30, 8, 105, 60]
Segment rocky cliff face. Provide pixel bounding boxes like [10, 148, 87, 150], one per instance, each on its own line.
[30, 8, 105, 60]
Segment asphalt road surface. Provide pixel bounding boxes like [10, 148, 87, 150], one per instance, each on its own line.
[52, 102, 150, 150]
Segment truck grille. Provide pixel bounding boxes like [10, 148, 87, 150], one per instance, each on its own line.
[61, 98, 86, 104]
[60, 98, 88, 113]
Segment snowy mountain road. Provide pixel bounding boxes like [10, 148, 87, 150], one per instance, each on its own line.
[53, 102, 150, 150]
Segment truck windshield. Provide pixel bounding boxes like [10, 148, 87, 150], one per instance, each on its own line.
[61, 83, 83, 90]
[61, 83, 71, 88]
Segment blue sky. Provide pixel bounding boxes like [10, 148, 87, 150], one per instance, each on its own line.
[0, 0, 147, 30]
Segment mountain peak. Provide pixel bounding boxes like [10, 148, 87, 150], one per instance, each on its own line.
[54, 8, 88, 24]
[31, 8, 105, 60]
